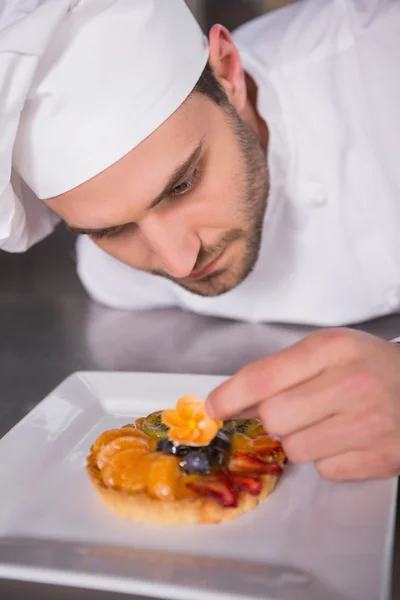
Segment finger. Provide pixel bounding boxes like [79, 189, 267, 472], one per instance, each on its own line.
[315, 447, 400, 482]
[257, 364, 358, 437]
[235, 407, 259, 420]
[206, 328, 358, 420]
[281, 414, 363, 465]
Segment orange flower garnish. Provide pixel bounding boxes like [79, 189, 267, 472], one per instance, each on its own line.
[161, 394, 222, 447]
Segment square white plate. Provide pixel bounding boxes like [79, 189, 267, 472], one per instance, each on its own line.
[0, 372, 397, 600]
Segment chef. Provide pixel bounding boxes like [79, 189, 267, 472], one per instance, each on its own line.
[1, 0, 400, 481]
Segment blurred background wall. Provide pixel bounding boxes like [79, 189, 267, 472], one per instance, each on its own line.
[185, 0, 295, 32]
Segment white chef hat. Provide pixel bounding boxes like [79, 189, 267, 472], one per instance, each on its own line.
[0, 0, 208, 251]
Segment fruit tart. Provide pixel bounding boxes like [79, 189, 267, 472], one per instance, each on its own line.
[86, 395, 286, 525]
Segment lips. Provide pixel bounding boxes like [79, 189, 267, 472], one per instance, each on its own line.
[185, 250, 225, 282]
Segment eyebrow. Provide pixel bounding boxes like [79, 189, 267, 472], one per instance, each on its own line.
[66, 139, 204, 237]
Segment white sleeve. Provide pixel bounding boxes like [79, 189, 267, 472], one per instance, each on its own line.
[0, 0, 70, 252]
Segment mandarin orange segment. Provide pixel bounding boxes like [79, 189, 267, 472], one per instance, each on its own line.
[92, 427, 148, 456]
[91, 427, 140, 455]
[134, 417, 145, 431]
[101, 448, 150, 493]
[161, 409, 186, 428]
[161, 394, 222, 447]
[251, 435, 282, 454]
[121, 428, 148, 440]
[147, 454, 180, 501]
[176, 394, 205, 420]
[176, 475, 201, 500]
[231, 433, 282, 456]
[170, 426, 199, 443]
[197, 420, 220, 443]
[96, 435, 150, 470]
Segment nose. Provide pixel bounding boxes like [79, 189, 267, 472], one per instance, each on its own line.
[139, 213, 200, 278]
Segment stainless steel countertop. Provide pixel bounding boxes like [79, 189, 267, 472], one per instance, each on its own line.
[0, 229, 399, 599]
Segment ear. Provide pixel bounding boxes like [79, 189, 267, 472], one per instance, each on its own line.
[208, 24, 247, 114]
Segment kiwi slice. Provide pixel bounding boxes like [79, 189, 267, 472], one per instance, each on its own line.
[222, 418, 262, 437]
[141, 410, 170, 439]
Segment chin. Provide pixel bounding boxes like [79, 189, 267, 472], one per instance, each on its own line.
[179, 267, 250, 298]
[185, 284, 234, 298]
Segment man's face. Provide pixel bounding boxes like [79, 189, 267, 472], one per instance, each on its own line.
[47, 93, 269, 297]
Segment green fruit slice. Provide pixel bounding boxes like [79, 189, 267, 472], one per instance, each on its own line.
[142, 410, 170, 439]
[222, 418, 262, 437]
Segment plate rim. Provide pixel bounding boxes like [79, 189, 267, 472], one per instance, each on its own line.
[0, 370, 397, 600]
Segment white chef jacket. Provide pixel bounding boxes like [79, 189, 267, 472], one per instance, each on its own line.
[75, 0, 400, 326]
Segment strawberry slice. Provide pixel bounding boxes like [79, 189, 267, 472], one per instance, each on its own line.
[227, 473, 262, 495]
[228, 452, 283, 475]
[187, 475, 238, 507]
[261, 463, 283, 475]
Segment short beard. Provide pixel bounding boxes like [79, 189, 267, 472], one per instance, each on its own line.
[153, 102, 269, 297]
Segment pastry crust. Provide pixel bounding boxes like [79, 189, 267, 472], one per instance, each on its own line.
[86, 454, 280, 526]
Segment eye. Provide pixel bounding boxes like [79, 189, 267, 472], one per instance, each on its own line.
[170, 166, 201, 197]
[90, 225, 126, 241]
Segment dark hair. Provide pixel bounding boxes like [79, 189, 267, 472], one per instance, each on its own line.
[192, 61, 228, 106]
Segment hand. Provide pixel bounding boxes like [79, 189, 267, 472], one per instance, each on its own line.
[206, 328, 400, 481]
